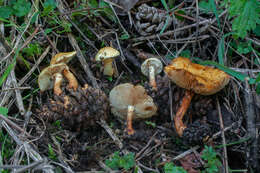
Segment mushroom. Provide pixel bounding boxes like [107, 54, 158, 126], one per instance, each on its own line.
[50, 51, 77, 65]
[50, 51, 78, 90]
[109, 83, 157, 135]
[141, 58, 163, 90]
[164, 57, 230, 136]
[95, 47, 120, 76]
[38, 63, 67, 95]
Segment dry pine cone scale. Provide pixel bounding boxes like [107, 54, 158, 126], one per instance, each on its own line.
[39, 85, 109, 131]
[135, 4, 182, 36]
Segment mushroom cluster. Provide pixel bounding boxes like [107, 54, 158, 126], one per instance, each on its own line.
[38, 51, 78, 95]
[164, 57, 230, 143]
[38, 51, 109, 130]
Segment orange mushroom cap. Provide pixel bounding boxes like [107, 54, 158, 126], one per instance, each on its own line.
[164, 57, 230, 95]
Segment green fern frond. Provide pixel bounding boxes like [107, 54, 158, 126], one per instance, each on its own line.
[225, 0, 260, 38]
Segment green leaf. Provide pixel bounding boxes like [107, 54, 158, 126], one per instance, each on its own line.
[164, 162, 187, 173]
[209, 0, 220, 28]
[226, 0, 260, 38]
[256, 83, 260, 94]
[43, 0, 56, 10]
[179, 49, 191, 58]
[253, 24, 260, 36]
[105, 152, 135, 171]
[198, 60, 247, 81]
[218, 37, 225, 65]
[12, 0, 31, 17]
[160, 0, 169, 11]
[199, 0, 213, 13]
[44, 28, 53, 34]
[119, 33, 130, 40]
[0, 6, 13, 19]
[0, 107, 8, 116]
[217, 32, 235, 65]
[0, 61, 16, 87]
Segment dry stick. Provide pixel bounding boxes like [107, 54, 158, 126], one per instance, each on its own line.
[12, 159, 45, 173]
[2, 121, 54, 173]
[158, 35, 210, 44]
[19, 46, 50, 85]
[67, 33, 99, 89]
[56, 0, 97, 51]
[244, 78, 258, 170]
[0, 114, 32, 137]
[98, 119, 123, 149]
[216, 97, 229, 173]
[10, 70, 25, 116]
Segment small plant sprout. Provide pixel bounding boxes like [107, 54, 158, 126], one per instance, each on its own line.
[109, 83, 157, 135]
[164, 57, 230, 136]
[141, 58, 163, 90]
[95, 47, 120, 76]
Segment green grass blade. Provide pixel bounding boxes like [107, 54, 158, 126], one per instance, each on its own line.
[0, 107, 8, 116]
[199, 60, 247, 81]
[0, 61, 16, 87]
[209, 0, 220, 28]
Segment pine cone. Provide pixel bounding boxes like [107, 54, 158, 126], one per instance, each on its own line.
[135, 4, 183, 36]
[39, 84, 109, 131]
[182, 120, 212, 145]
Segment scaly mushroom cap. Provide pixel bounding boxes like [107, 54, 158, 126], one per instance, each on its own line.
[50, 51, 77, 65]
[164, 57, 230, 95]
[109, 83, 157, 120]
[95, 47, 120, 62]
[38, 63, 67, 92]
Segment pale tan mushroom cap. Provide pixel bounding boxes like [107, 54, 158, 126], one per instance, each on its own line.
[141, 58, 163, 76]
[95, 47, 120, 61]
[50, 51, 76, 65]
[164, 57, 230, 95]
[38, 63, 67, 92]
[109, 83, 157, 120]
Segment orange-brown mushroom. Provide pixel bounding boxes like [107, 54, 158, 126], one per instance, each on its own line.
[50, 51, 77, 65]
[109, 83, 157, 135]
[50, 51, 78, 90]
[164, 57, 230, 136]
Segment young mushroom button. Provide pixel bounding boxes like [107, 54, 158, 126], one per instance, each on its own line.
[109, 83, 157, 135]
[164, 57, 230, 137]
[141, 58, 163, 90]
[95, 47, 120, 76]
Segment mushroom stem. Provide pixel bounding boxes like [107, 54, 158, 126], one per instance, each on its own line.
[127, 105, 135, 135]
[53, 73, 63, 95]
[63, 68, 78, 91]
[174, 90, 194, 136]
[103, 59, 114, 76]
[149, 65, 157, 90]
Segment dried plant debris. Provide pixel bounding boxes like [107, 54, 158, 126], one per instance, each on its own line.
[38, 84, 109, 131]
[135, 3, 183, 36]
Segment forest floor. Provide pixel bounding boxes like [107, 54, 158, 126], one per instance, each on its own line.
[0, 0, 260, 172]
